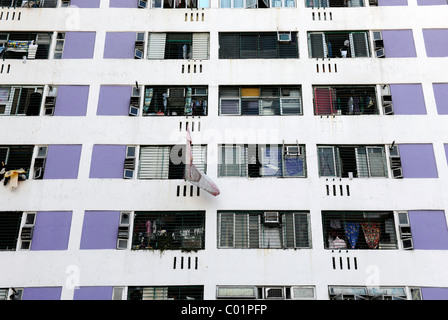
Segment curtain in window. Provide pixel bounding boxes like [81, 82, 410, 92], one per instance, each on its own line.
[138, 146, 170, 179]
[261, 146, 282, 177]
[367, 147, 387, 177]
[192, 33, 209, 60]
[344, 222, 360, 249]
[361, 222, 381, 249]
[284, 155, 304, 177]
[314, 87, 334, 115]
[147, 33, 166, 60]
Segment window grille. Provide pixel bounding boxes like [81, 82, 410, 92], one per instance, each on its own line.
[217, 286, 315, 299]
[322, 211, 398, 250]
[143, 86, 207, 116]
[219, 32, 299, 59]
[0, 86, 44, 116]
[306, 0, 364, 7]
[219, 86, 302, 116]
[0, 212, 22, 251]
[329, 286, 406, 300]
[138, 145, 206, 180]
[317, 145, 387, 178]
[0, 32, 52, 60]
[147, 33, 209, 60]
[313, 85, 378, 115]
[0, 145, 34, 177]
[128, 286, 204, 300]
[132, 211, 205, 250]
[218, 211, 311, 249]
[308, 31, 370, 59]
[218, 144, 306, 178]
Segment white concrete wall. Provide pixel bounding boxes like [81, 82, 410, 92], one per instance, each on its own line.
[0, 0, 448, 300]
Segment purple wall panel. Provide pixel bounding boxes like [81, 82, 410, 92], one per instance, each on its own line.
[433, 83, 448, 114]
[70, 0, 100, 8]
[97, 85, 132, 116]
[31, 211, 72, 251]
[378, 0, 407, 5]
[110, 0, 138, 8]
[409, 211, 448, 250]
[445, 144, 448, 164]
[80, 211, 120, 250]
[398, 144, 438, 178]
[90, 145, 126, 178]
[104, 32, 136, 59]
[74, 286, 114, 300]
[423, 29, 448, 57]
[382, 30, 416, 58]
[422, 288, 448, 300]
[54, 85, 89, 116]
[63, 32, 96, 59]
[43, 145, 82, 179]
[390, 84, 426, 115]
[22, 287, 62, 300]
[417, 0, 447, 5]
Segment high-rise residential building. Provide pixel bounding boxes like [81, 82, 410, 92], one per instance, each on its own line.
[0, 0, 448, 302]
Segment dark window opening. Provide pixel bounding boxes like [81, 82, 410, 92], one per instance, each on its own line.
[165, 33, 192, 59]
[0, 145, 34, 177]
[128, 286, 204, 300]
[0, 212, 22, 251]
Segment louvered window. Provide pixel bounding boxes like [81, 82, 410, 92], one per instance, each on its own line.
[218, 144, 306, 178]
[0, 212, 22, 251]
[219, 86, 302, 116]
[218, 211, 311, 249]
[322, 211, 397, 250]
[132, 211, 205, 250]
[138, 145, 206, 180]
[143, 86, 207, 116]
[306, 0, 364, 7]
[313, 85, 378, 115]
[0, 32, 52, 60]
[0, 86, 44, 116]
[308, 31, 370, 58]
[128, 286, 204, 300]
[219, 32, 298, 59]
[317, 145, 387, 178]
[147, 32, 209, 60]
[0, 145, 34, 177]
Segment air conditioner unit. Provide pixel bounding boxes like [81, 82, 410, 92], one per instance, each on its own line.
[402, 238, 414, 250]
[44, 96, 56, 115]
[285, 146, 302, 156]
[117, 238, 128, 250]
[264, 287, 284, 299]
[263, 212, 279, 224]
[382, 101, 393, 115]
[129, 105, 139, 116]
[391, 167, 403, 179]
[375, 48, 385, 58]
[277, 32, 291, 43]
[134, 48, 144, 59]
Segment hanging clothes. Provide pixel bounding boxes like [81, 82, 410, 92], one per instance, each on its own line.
[344, 222, 360, 249]
[348, 96, 354, 114]
[353, 96, 360, 114]
[332, 236, 347, 249]
[361, 222, 381, 249]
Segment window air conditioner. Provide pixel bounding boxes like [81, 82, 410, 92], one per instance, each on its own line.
[134, 48, 144, 59]
[129, 105, 139, 116]
[285, 146, 301, 156]
[117, 212, 131, 249]
[124, 147, 136, 178]
[263, 212, 280, 224]
[264, 287, 284, 299]
[277, 32, 292, 43]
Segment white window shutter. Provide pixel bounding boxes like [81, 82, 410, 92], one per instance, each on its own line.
[192, 33, 209, 60]
[147, 33, 166, 60]
[138, 146, 170, 179]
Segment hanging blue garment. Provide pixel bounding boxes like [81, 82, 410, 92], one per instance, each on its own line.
[344, 222, 360, 249]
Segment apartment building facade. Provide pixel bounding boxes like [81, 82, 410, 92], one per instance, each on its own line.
[0, 0, 448, 300]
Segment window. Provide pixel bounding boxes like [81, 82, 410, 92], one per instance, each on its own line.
[0, 212, 23, 251]
[218, 144, 306, 178]
[306, 0, 364, 7]
[0, 288, 23, 300]
[219, 86, 302, 116]
[0, 32, 52, 60]
[313, 85, 378, 115]
[308, 31, 370, 58]
[219, 32, 298, 59]
[143, 86, 207, 116]
[218, 211, 311, 249]
[220, 0, 295, 8]
[132, 211, 205, 250]
[128, 286, 204, 300]
[0, 0, 57, 7]
[329, 286, 407, 300]
[149, 0, 204, 8]
[217, 286, 315, 300]
[317, 145, 387, 178]
[53, 33, 65, 59]
[0, 86, 44, 116]
[322, 211, 398, 250]
[147, 32, 209, 60]
[138, 145, 207, 180]
[0, 145, 34, 178]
